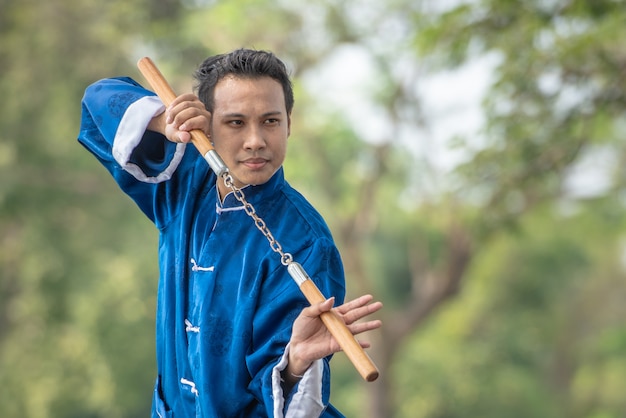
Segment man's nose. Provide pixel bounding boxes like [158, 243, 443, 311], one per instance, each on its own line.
[243, 126, 266, 150]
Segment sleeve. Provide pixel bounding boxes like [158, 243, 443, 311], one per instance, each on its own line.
[271, 345, 328, 418]
[77, 77, 188, 225]
[247, 238, 346, 418]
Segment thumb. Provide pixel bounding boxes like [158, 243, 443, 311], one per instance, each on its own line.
[176, 131, 192, 143]
[318, 297, 335, 313]
[306, 297, 335, 317]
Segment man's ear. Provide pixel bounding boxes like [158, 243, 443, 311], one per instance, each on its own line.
[208, 114, 214, 145]
[287, 113, 292, 137]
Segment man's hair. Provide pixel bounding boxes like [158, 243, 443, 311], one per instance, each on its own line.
[193, 48, 294, 114]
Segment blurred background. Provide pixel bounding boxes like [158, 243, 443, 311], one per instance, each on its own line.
[2, 0, 626, 417]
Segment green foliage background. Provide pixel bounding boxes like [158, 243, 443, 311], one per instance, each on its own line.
[1, 0, 626, 417]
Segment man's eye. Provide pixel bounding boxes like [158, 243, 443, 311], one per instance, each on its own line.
[229, 120, 243, 126]
[265, 119, 279, 125]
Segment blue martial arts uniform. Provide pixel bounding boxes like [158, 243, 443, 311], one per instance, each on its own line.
[78, 77, 346, 417]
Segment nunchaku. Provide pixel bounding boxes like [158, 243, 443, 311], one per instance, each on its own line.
[137, 57, 379, 382]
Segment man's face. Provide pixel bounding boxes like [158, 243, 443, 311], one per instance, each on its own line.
[210, 75, 290, 196]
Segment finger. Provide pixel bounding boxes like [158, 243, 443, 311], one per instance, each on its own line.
[167, 98, 207, 125]
[333, 339, 372, 353]
[302, 297, 335, 318]
[170, 107, 206, 129]
[165, 99, 189, 124]
[168, 93, 200, 110]
[347, 319, 382, 335]
[334, 294, 374, 315]
[179, 115, 211, 134]
[342, 301, 383, 326]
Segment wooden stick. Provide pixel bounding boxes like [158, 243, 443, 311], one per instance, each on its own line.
[137, 57, 379, 382]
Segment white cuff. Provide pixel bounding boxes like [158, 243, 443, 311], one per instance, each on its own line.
[112, 95, 186, 183]
[272, 344, 325, 418]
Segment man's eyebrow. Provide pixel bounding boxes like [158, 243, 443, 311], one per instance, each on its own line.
[220, 112, 245, 118]
[219, 110, 284, 118]
[261, 110, 284, 118]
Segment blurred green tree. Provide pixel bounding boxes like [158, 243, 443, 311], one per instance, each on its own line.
[2, 0, 626, 417]
[0, 0, 171, 416]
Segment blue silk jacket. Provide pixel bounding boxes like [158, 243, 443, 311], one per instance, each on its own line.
[78, 77, 346, 417]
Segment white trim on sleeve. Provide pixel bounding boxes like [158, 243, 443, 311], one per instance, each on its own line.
[112, 95, 186, 183]
[272, 344, 325, 418]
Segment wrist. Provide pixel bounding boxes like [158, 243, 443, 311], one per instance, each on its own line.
[147, 111, 166, 134]
[287, 344, 312, 377]
[281, 355, 310, 393]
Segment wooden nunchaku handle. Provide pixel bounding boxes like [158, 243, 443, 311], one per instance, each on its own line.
[137, 57, 379, 382]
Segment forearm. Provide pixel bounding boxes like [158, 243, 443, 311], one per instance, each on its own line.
[271, 346, 327, 418]
[280, 350, 311, 394]
[147, 110, 166, 135]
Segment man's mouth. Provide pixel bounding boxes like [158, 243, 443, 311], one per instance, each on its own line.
[241, 158, 268, 170]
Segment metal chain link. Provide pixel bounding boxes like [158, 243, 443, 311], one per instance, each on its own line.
[222, 173, 293, 266]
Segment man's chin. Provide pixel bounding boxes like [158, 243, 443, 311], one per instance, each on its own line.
[230, 172, 271, 188]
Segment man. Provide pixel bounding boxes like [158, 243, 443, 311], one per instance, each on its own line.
[79, 48, 382, 417]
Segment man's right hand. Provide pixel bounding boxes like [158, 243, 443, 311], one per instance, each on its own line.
[148, 93, 211, 143]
